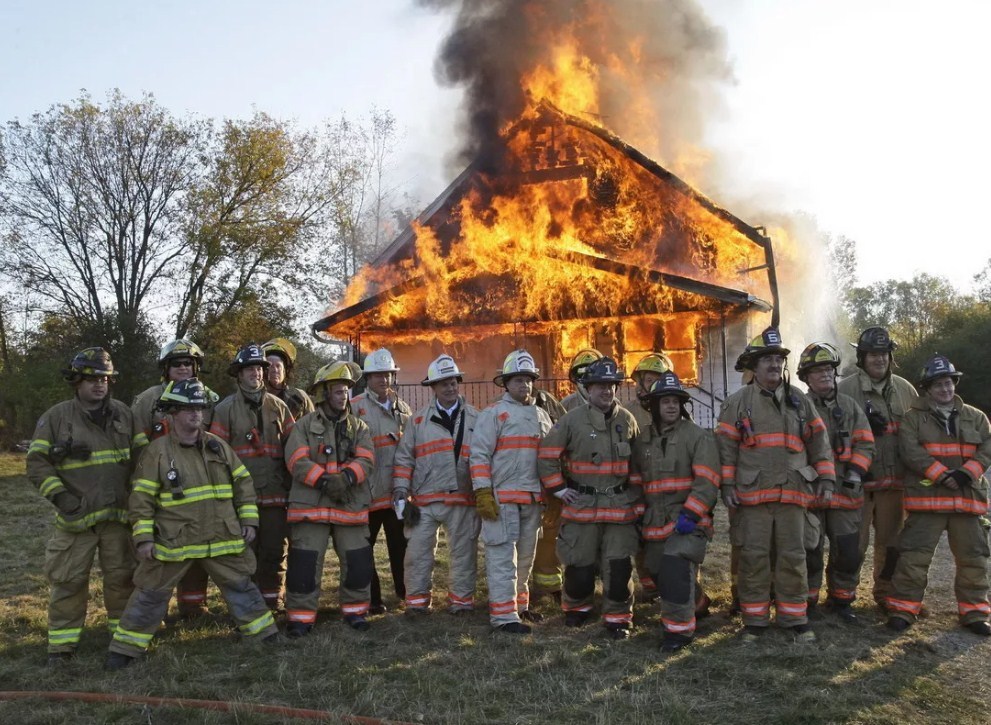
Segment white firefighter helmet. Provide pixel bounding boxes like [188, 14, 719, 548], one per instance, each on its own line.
[493, 349, 540, 387]
[421, 354, 464, 386]
[363, 348, 400, 374]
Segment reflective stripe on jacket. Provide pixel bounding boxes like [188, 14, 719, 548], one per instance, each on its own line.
[837, 369, 917, 491]
[716, 383, 835, 508]
[392, 397, 478, 505]
[353, 389, 412, 511]
[899, 394, 991, 515]
[27, 397, 137, 532]
[537, 402, 641, 524]
[470, 393, 552, 503]
[806, 390, 875, 510]
[632, 416, 720, 539]
[129, 430, 257, 561]
[285, 406, 375, 525]
[209, 391, 293, 507]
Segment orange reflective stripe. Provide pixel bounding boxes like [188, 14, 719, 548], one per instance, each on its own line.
[643, 478, 692, 494]
[737, 489, 814, 507]
[885, 597, 921, 614]
[567, 460, 629, 475]
[660, 617, 695, 633]
[538, 446, 564, 458]
[602, 612, 632, 625]
[924, 461, 949, 480]
[286, 609, 316, 623]
[850, 428, 874, 444]
[751, 432, 805, 452]
[815, 460, 836, 478]
[369, 495, 392, 512]
[958, 602, 991, 615]
[287, 507, 369, 525]
[776, 601, 807, 616]
[903, 496, 988, 515]
[561, 505, 642, 524]
[412, 492, 474, 506]
[393, 465, 412, 480]
[257, 494, 287, 506]
[717, 422, 740, 440]
[496, 435, 540, 450]
[683, 496, 710, 518]
[209, 421, 229, 437]
[372, 434, 397, 448]
[693, 464, 720, 487]
[923, 442, 978, 457]
[963, 460, 985, 479]
[287, 446, 310, 469]
[415, 440, 454, 457]
[740, 601, 770, 616]
[343, 460, 367, 484]
[355, 446, 374, 462]
[849, 452, 871, 472]
[806, 416, 827, 434]
[721, 465, 736, 480]
[496, 490, 542, 504]
[470, 464, 491, 478]
[303, 464, 323, 487]
[489, 600, 516, 615]
[448, 592, 474, 606]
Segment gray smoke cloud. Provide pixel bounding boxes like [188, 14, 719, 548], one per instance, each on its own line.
[416, 0, 733, 175]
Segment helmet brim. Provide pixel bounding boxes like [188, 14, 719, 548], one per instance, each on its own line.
[421, 374, 463, 387]
[493, 371, 539, 388]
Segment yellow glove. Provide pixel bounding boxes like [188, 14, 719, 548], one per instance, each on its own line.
[475, 488, 500, 521]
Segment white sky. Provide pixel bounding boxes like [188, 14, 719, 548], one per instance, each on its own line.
[2, 0, 988, 292]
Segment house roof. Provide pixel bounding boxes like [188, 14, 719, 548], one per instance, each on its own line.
[313, 103, 778, 338]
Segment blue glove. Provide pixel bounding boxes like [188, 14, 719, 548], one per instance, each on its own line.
[675, 510, 699, 535]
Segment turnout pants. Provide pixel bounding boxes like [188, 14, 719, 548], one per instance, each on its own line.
[887, 512, 991, 625]
[482, 502, 542, 626]
[368, 507, 407, 607]
[807, 507, 863, 604]
[858, 488, 904, 605]
[252, 506, 289, 610]
[404, 502, 480, 611]
[557, 520, 638, 628]
[531, 496, 563, 594]
[737, 502, 809, 628]
[286, 521, 373, 626]
[645, 532, 708, 638]
[45, 521, 135, 653]
[109, 551, 276, 657]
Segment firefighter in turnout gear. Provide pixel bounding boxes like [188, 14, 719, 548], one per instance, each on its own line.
[716, 328, 835, 642]
[631, 372, 720, 652]
[28, 348, 138, 666]
[629, 352, 676, 601]
[106, 378, 277, 670]
[393, 355, 481, 614]
[886, 355, 991, 636]
[532, 348, 604, 601]
[209, 344, 295, 611]
[263, 337, 315, 421]
[131, 338, 218, 618]
[283, 361, 376, 636]
[797, 343, 875, 623]
[351, 348, 413, 614]
[537, 356, 642, 640]
[470, 350, 554, 634]
[837, 326, 918, 609]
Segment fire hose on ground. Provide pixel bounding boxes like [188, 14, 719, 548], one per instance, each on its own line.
[0, 690, 417, 724]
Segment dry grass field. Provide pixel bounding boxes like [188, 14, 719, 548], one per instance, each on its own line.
[1, 451, 989, 724]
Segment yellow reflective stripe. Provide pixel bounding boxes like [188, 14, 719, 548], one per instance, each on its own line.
[239, 610, 275, 637]
[29, 439, 51, 454]
[134, 432, 150, 448]
[107, 618, 120, 634]
[112, 626, 154, 648]
[133, 479, 160, 495]
[56, 448, 131, 471]
[232, 464, 249, 480]
[238, 504, 259, 520]
[133, 519, 155, 536]
[56, 508, 128, 532]
[153, 538, 246, 561]
[48, 627, 82, 645]
[159, 484, 233, 507]
[40, 476, 65, 497]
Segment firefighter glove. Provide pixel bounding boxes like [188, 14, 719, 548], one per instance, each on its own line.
[392, 488, 409, 505]
[946, 469, 971, 488]
[53, 490, 83, 519]
[318, 473, 350, 503]
[865, 404, 888, 436]
[675, 509, 699, 535]
[474, 487, 499, 521]
[404, 501, 421, 527]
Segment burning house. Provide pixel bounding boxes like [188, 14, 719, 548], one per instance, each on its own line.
[312, 0, 782, 425]
[312, 102, 777, 425]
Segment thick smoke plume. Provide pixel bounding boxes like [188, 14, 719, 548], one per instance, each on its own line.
[417, 0, 733, 179]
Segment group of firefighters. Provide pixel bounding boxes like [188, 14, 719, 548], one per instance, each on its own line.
[25, 323, 991, 667]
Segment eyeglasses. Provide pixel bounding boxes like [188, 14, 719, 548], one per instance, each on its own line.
[169, 360, 194, 368]
[82, 375, 110, 383]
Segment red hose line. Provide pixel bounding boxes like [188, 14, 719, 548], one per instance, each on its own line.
[0, 690, 417, 724]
